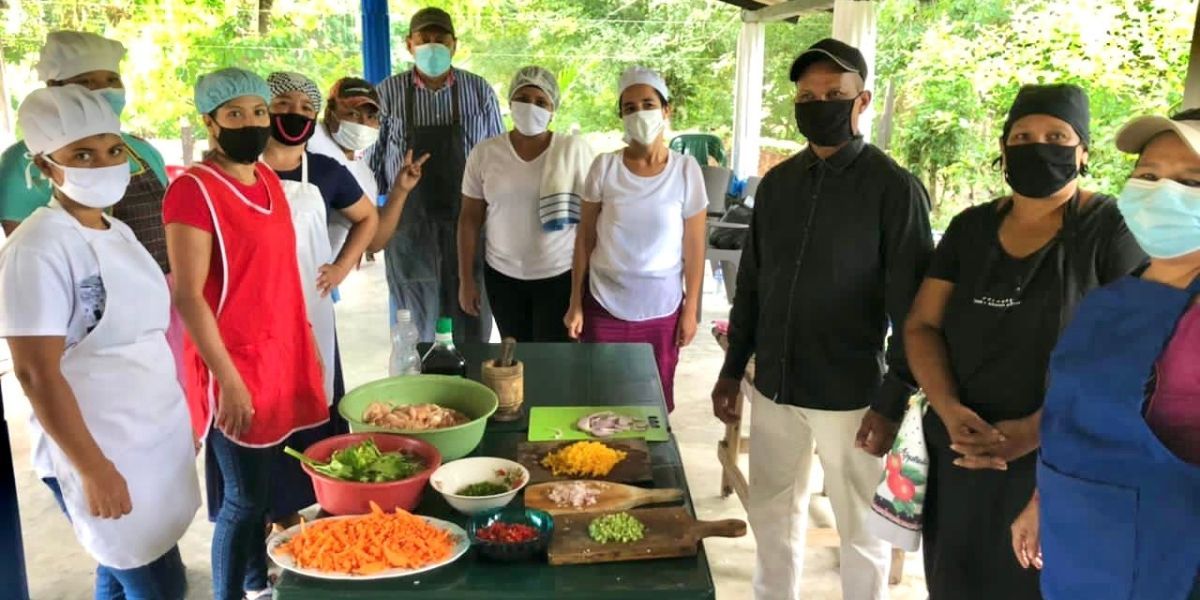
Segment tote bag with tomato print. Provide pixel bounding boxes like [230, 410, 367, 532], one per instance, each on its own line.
[863, 394, 929, 552]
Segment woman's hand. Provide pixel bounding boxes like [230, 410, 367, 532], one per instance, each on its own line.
[564, 303, 584, 340]
[953, 414, 1040, 470]
[1011, 492, 1043, 570]
[81, 459, 132, 519]
[394, 150, 431, 193]
[931, 398, 1005, 466]
[459, 278, 481, 317]
[316, 262, 351, 297]
[216, 375, 255, 439]
[676, 310, 698, 347]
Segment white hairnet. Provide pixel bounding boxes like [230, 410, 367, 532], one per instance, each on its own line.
[508, 66, 561, 110]
[19, 85, 121, 156]
[618, 66, 670, 103]
[36, 31, 126, 82]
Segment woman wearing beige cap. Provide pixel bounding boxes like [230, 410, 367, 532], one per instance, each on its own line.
[1010, 109, 1200, 600]
[0, 85, 198, 600]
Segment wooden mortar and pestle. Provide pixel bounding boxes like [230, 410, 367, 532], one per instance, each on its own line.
[483, 337, 524, 421]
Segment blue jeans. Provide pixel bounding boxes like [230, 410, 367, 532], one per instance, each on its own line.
[42, 478, 188, 600]
[207, 429, 274, 600]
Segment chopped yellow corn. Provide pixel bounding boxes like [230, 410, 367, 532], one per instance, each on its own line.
[541, 441, 627, 478]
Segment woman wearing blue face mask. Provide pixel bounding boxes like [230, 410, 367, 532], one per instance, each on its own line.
[0, 31, 170, 269]
[1010, 109, 1200, 600]
[0, 85, 199, 600]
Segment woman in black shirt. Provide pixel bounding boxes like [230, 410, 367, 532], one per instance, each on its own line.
[903, 84, 1146, 599]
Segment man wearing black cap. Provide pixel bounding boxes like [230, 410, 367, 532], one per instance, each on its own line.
[368, 7, 503, 343]
[712, 38, 933, 600]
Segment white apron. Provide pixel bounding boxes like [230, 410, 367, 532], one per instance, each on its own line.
[281, 153, 337, 402]
[50, 216, 200, 569]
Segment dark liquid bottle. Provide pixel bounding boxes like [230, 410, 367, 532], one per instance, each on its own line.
[421, 317, 467, 377]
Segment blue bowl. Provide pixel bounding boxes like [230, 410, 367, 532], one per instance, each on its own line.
[466, 507, 555, 562]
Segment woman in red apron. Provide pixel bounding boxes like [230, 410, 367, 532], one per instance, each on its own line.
[163, 68, 326, 600]
[1, 85, 199, 600]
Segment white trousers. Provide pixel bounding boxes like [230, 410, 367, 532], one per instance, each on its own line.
[749, 389, 891, 600]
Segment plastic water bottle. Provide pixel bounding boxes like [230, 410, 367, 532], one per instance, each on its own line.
[389, 310, 422, 376]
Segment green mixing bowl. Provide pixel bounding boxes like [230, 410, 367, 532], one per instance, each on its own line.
[339, 375, 498, 460]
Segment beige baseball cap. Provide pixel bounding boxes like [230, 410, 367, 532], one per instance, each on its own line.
[1116, 111, 1200, 156]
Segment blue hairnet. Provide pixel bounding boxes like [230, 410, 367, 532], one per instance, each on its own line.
[194, 67, 271, 115]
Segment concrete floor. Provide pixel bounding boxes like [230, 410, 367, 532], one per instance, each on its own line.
[5, 260, 928, 599]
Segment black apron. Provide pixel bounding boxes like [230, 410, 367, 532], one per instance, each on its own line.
[383, 78, 491, 343]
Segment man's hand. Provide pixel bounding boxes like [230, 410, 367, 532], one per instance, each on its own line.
[711, 377, 741, 424]
[1011, 492, 1043, 570]
[81, 459, 132, 519]
[931, 398, 1005, 468]
[855, 409, 900, 456]
[952, 414, 1039, 470]
[394, 149, 430, 193]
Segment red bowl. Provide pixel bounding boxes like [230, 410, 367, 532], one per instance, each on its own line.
[301, 433, 442, 515]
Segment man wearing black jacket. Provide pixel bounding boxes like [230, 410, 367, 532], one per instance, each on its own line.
[712, 39, 933, 600]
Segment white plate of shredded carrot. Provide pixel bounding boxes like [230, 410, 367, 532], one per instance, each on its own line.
[267, 502, 470, 581]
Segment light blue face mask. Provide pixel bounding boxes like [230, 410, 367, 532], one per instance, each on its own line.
[414, 43, 452, 78]
[1117, 177, 1200, 259]
[94, 88, 127, 118]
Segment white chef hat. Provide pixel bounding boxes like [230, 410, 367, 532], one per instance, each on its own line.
[618, 66, 670, 103]
[19, 86, 121, 156]
[36, 31, 126, 83]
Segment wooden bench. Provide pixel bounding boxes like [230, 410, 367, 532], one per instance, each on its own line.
[713, 330, 906, 585]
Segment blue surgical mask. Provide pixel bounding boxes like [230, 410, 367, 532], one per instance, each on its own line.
[414, 43, 452, 78]
[1117, 177, 1200, 259]
[94, 88, 127, 118]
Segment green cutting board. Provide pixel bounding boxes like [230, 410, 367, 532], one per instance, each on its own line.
[528, 406, 669, 443]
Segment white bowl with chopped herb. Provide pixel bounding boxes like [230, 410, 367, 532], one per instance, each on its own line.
[430, 457, 529, 516]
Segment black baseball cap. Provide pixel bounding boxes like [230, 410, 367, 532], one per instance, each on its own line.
[789, 38, 868, 82]
[410, 7, 455, 37]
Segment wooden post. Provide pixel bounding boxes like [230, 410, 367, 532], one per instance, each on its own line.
[180, 119, 195, 166]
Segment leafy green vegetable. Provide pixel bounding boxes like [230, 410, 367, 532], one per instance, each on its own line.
[285, 440, 425, 483]
[588, 512, 646, 544]
[456, 481, 510, 497]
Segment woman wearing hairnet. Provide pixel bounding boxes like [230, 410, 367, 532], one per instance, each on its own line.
[162, 68, 326, 600]
[458, 66, 593, 341]
[0, 85, 199, 600]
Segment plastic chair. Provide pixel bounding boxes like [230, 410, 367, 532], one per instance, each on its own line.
[670, 134, 728, 168]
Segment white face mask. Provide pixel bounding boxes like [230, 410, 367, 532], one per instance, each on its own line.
[622, 109, 666, 147]
[44, 158, 131, 209]
[510, 102, 553, 136]
[331, 120, 380, 152]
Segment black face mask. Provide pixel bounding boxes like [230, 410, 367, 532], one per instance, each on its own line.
[1004, 143, 1079, 199]
[794, 98, 857, 147]
[216, 125, 271, 164]
[270, 113, 317, 146]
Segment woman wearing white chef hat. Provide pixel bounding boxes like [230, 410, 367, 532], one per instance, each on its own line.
[0, 85, 199, 599]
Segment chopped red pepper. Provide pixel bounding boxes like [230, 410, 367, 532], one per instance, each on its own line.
[477, 521, 539, 544]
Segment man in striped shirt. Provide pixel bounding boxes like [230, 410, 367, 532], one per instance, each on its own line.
[368, 7, 504, 343]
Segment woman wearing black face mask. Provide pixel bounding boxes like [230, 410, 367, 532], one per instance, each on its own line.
[163, 68, 328, 600]
[902, 84, 1147, 599]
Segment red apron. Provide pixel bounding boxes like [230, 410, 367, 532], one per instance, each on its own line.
[177, 161, 328, 447]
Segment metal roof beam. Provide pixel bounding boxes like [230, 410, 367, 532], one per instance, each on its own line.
[742, 0, 835, 23]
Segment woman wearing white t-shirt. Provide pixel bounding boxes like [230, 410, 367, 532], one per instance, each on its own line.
[564, 67, 708, 412]
[0, 85, 198, 599]
[459, 66, 594, 341]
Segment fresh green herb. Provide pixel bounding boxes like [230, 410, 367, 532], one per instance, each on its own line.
[456, 481, 510, 497]
[285, 440, 425, 483]
[588, 512, 646, 544]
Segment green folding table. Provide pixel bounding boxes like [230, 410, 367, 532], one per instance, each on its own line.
[274, 343, 717, 600]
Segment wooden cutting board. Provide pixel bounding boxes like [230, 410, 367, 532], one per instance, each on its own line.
[518, 440, 653, 484]
[547, 506, 747, 565]
[524, 481, 684, 515]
